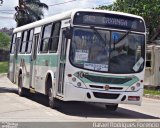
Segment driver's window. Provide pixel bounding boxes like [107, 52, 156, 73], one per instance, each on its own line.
[111, 32, 128, 58]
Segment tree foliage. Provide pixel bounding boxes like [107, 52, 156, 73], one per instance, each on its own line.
[0, 0, 3, 5]
[98, 0, 160, 39]
[15, 0, 48, 27]
[0, 32, 10, 50]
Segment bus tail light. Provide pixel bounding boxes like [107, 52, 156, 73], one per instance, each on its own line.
[128, 96, 140, 101]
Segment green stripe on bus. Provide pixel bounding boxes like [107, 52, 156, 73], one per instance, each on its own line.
[74, 72, 139, 86]
[16, 54, 59, 67]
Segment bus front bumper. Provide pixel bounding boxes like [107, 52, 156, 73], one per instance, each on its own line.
[64, 83, 143, 106]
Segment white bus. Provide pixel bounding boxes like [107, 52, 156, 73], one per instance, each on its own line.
[8, 9, 146, 110]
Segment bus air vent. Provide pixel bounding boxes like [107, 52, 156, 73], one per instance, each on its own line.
[93, 92, 120, 99]
[109, 87, 123, 90]
[89, 85, 104, 89]
[89, 85, 123, 90]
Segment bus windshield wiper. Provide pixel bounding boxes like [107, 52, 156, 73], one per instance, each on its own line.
[90, 26, 106, 46]
[115, 30, 130, 44]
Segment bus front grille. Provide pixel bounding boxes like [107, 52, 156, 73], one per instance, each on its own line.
[84, 75, 132, 84]
[89, 85, 123, 90]
[93, 92, 120, 99]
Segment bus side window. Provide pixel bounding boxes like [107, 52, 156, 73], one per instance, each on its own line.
[26, 29, 34, 53]
[17, 37, 22, 54]
[49, 22, 61, 52]
[20, 31, 28, 53]
[10, 34, 16, 54]
[40, 24, 52, 53]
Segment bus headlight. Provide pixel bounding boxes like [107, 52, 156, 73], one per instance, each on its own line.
[74, 82, 87, 88]
[126, 82, 141, 92]
[69, 76, 87, 89]
[72, 77, 76, 82]
[131, 86, 135, 91]
[77, 82, 81, 87]
[136, 82, 141, 87]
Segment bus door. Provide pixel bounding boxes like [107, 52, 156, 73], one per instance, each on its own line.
[29, 27, 41, 92]
[57, 28, 68, 96]
[57, 19, 71, 96]
[8, 33, 21, 83]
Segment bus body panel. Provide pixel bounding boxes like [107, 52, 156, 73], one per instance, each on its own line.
[8, 33, 22, 83]
[28, 19, 70, 95]
[8, 54, 15, 83]
[16, 54, 31, 88]
[34, 54, 58, 94]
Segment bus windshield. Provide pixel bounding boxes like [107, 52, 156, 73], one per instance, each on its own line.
[69, 27, 145, 74]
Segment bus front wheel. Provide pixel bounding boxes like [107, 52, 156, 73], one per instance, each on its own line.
[48, 87, 59, 109]
[105, 104, 118, 111]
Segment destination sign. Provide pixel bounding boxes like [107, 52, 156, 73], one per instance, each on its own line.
[83, 15, 128, 27]
[73, 12, 145, 32]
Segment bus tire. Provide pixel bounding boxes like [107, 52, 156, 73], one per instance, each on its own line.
[46, 77, 59, 109]
[48, 87, 59, 109]
[105, 104, 118, 111]
[18, 74, 26, 96]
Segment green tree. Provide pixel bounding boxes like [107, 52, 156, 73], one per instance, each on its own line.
[15, 0, 48, 27]
[0, 32, 10, 50]
[98, 0, 160, 39]
[0, 0, 3, 5]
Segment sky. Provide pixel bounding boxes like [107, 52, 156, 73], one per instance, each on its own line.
[0, 0, 114, 28]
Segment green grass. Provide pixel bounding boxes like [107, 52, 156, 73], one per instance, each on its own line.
[0, 61, 8, 73]
[144, 89, 160, 96]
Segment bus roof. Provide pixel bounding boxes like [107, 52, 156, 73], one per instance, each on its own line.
[13, 9, 144, 33]
[13, 10, 73, 33]
[71, 9, 144, 19]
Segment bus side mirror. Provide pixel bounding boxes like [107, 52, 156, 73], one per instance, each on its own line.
[64, 27, 73, 39]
